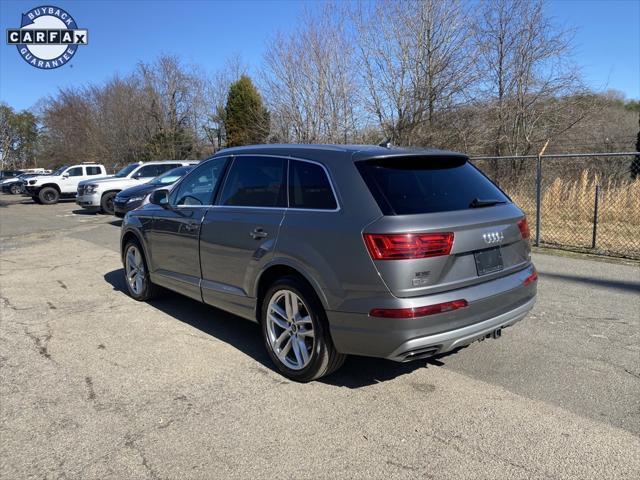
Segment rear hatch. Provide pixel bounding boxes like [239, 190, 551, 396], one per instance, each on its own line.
[357, 155, 531, 298]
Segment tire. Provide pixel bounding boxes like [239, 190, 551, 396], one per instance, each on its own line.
[32, 196, 42, 204]
[123, 240, 160, 301]
[9, 184, 21, 195]
[260, 276, 346, 382]
[101, 192, 116, 215]
[38, 187, 59, 204]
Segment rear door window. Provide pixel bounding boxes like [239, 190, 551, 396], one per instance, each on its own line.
[155, 163, 182, 175]
[219, 156, 287, 208]
[357, 156, 510, 215]
[289, 160, 337, 210]
[86, 166, 102, 175]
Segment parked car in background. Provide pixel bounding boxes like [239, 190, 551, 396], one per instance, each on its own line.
[120, 144, 537, 382]
[77, 160, 198, 215]
[1, 172, 46, 194]
[113, 165, 195, 217]
[25, 164, 107, 204]
[0, 170, 24, 180]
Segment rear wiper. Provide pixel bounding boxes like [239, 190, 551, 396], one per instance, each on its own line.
[469, 198, 507, 208]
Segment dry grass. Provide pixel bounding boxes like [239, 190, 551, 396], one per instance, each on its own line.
[505, 170, 640, 259]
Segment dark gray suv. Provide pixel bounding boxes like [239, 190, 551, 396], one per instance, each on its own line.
[120, 145, 537, 382]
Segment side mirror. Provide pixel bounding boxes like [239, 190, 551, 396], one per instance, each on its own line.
[149, 189, 170, 207]
[62, 173, 69, 179]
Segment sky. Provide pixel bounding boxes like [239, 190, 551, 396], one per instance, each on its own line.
[0, 0, 638, 112]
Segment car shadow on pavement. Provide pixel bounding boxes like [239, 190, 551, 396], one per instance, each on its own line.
[104, 268, 464, 387]
[540, 271, 640, 293]
[104, 268, 273, 369]
[72, 209, 99, 215]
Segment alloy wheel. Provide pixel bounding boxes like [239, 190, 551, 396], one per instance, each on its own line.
[266, 289, 315, 370]
[125, 245, 146, 295]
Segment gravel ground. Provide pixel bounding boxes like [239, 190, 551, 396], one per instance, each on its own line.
[1, 195, 639, 479]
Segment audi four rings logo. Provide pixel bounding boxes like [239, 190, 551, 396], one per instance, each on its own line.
[483, 231, 504, 244]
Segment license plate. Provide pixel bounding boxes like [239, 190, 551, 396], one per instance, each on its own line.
[474, 247, 504, 276]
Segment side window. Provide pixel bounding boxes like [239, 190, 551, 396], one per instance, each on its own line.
[289, 160, 337, 210]
[134, 165, 161, 178]
[170, 158, 227, 206]
[66, 167, 83, 177]
[155, 164, 181, 176]
[219, 156, 287, 208]
[86, 166, 102, 175]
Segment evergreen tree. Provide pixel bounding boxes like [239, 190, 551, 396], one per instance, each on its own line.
[224, 75, 269, 147]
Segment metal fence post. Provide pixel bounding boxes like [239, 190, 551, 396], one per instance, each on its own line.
[592, 185, 600, 249]
[535, 154, 542, 247]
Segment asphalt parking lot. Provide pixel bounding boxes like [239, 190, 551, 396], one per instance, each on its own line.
[1, 194, 639, 479]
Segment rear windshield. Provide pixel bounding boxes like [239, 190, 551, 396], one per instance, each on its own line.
[356, 156, 510, 215]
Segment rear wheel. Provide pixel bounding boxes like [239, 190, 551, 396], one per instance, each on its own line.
[38, 187, 59, 205]
[123, 241, 160, 301]
[261, 276, 345, 382]
[101, 192, 117, 215]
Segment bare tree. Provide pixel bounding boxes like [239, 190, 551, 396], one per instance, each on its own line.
[473, 0, 590, 158]
[262, 4, 359, 143]
[203, 54, 248, 150]
[137, 55, 207, 159]
[352, 0, 474, 146]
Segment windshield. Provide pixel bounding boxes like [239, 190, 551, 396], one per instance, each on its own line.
[114, 163, 140, 178]
[150, 166, 193, 185]
[52, 166, 68, 176]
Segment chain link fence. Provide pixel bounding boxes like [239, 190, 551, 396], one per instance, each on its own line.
[471, 152, 640, 260]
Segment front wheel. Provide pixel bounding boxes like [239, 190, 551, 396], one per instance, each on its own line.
[38, 187, 59, 205]
[261, 276, 346, 382]
[101, 192, 116, 215]
[9, 184, 21, 195]
[123, 241, 160, 301]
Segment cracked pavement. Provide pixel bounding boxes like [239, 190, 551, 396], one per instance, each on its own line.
[1, 195, 639, 479]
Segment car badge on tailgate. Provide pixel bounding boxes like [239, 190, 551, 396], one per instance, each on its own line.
[483, 231, 504, 245]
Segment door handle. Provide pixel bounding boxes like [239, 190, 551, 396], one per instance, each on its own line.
[250, 227, 268, 240]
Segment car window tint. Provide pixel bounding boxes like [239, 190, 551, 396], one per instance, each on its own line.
[170, 158, 227, 206]
[357, 157, 510, 215]
[289, 160, 337, 210]
[155, 164, 181, 176]
[136, 165, 162, 178]
[86, 166, 102, 175]
[219, 156, 286, 207]
[67, 167, 83, 177]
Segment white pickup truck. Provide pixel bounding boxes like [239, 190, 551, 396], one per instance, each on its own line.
[76, 160, 197, 214]
[24, 163, 108, 204]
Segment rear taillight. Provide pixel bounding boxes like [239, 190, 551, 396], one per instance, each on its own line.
[523, 271, 538, 286]
[370, 299, 468, 318]
[363, 232, 454, 260]
[517, 218, 530, 239]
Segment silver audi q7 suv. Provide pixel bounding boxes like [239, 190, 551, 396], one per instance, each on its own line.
[120, 145, 537, 382]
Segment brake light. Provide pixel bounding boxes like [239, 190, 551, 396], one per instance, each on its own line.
[363, 232, 454, 260]
[517, 218, 530, 239]
[370, 299, 468, 318]
[523, 271, 538, 286]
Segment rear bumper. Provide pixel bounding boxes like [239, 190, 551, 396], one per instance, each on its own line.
[327, 265, 536, 361]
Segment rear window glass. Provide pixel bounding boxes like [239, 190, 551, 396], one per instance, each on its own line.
[356, 157, 509, 215]
[289, 160, 337, 210]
